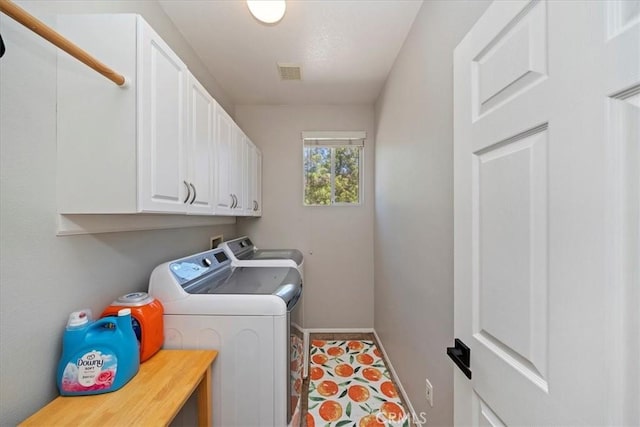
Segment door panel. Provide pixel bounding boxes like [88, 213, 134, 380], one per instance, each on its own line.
[473, 393, 506, 427]
[473, 126, 548, 390]
[472, 0, 547, 120]
[454, 0, 639, 425]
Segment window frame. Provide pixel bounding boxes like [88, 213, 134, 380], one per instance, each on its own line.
[301, 131, 366, 207]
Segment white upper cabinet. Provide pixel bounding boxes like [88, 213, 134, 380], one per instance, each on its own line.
[58, 15, 192, 214]
[57, 14, 256, 218]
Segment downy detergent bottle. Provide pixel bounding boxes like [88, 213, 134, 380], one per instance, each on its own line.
[57, 308, 139, 396]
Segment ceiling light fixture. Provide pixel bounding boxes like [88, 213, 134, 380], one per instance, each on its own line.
[246, 0, 286, 24]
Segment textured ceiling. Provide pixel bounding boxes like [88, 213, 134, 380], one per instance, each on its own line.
[158, 0, 423, 105]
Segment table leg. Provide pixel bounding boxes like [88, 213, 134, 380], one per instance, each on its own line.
[197, 365, 212, 427]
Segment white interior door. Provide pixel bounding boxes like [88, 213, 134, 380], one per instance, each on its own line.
[453, 0, 639, 425]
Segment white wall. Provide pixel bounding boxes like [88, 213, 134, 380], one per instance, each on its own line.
[0, 2, 236, 425]
[373, 1, 490, 425]
[43, 0, 235, 114]
[235, 105, 375, 329]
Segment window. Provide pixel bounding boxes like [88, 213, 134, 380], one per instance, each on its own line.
[302, 131, 365, 206]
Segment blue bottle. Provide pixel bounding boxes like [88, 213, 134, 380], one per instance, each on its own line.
[57, 308, 140, 396]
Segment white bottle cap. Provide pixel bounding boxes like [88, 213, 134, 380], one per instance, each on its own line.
[118, 308, 131, 317]
[68, 310, 91, 327]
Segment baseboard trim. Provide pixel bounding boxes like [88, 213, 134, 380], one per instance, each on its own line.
[373, 330, 421, 427]
[304, 327, 375, 333]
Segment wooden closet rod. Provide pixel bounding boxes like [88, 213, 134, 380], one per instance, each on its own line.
[0, 0, 126, 86]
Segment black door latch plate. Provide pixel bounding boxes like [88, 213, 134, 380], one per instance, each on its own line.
[447, 338, 472, 379]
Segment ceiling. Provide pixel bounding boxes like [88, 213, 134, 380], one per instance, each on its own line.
[158, 0, 423, 106]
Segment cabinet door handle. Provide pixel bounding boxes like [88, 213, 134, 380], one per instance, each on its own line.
[230, 194, 235, 209]
[253, 200, 258, 211]
[183, 181, 191, 204]
[189, 183, 196, 204]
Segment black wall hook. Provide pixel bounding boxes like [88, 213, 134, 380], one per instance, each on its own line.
[0, 33, 5, 58]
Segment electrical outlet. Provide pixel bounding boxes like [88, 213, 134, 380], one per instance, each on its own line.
[425, 378, 433, 407]
[210, 235, 224, 250]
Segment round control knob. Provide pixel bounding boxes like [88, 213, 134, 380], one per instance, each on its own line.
[202, 258, 212, 267]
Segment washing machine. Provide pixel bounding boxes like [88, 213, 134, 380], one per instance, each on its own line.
[148, 248, 302, 427]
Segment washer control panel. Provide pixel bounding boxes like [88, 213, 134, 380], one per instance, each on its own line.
[169, 248, 230, 285]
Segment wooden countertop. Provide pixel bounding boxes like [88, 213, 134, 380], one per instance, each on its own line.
[20, 349, 218, 426]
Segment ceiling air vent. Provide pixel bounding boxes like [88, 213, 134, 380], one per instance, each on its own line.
[277, 63, 302, 81]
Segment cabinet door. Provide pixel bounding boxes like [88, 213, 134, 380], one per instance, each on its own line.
[138, 18, 188, 213]
[254, 148, 262, 216]
[186, 74, 215, 214]
[214, 103, 234, 215]
[246, 141, 262, 216]
[245, 142, 256, 216]
[229, 128, 246, 214]
[240, 135, 250, 215]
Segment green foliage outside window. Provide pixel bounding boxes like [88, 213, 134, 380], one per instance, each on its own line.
[304, 145, 361, 206]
